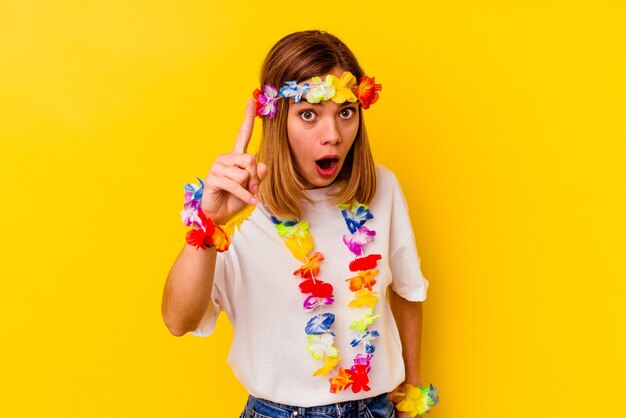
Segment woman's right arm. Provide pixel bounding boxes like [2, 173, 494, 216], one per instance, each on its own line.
[161, 99, 266, 336]
[162, 243, 218, 336]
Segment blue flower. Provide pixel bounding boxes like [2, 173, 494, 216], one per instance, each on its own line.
[271, 216, 298, 227]
[181, 177, 205, 227]
[279, 81, 310, 103]
[428, 384, 440, 405]
[341, 205, 373, 233]
[305, 313, 335, 335]
[350, 330, 380, 353]
[183, 177, 204, 202]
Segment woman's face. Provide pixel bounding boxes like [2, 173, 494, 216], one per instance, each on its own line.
[286, 67, 360, 189]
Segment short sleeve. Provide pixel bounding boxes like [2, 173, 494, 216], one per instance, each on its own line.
[389, 236, 429, 301]
[384, 167, 430, 301]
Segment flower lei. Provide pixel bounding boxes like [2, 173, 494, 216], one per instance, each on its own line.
[180, 177, 253, 251]
[271, 201, 383, 394]
[390, 383, 440, 416]
[181, 181, 439, 404]
[253, 71, 382, 119]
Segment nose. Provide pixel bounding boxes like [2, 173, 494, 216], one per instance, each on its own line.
[320, 118, 341, 145]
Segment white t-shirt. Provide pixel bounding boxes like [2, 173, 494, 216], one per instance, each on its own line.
[192, 165, 429, 406]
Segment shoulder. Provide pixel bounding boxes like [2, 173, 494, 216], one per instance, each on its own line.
[371, 165, 410, 215]
[374, 164, 402, 193]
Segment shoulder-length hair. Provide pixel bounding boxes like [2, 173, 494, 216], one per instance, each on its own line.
[256, 30, 377, 220]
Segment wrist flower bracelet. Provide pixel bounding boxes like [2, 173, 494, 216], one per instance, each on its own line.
[180, 177, 253, 251]
[390, 383, 439, 416]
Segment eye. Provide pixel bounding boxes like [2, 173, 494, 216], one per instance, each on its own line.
[299, 109, 318, 122]
[339, 107, 356, 119]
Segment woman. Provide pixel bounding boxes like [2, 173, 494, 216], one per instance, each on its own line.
[162, 30, 436, 418]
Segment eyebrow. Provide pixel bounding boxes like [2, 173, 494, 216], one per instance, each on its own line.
[296, 101, 357, 107]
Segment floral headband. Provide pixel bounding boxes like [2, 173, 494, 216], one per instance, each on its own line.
[252, 71, 382, 119]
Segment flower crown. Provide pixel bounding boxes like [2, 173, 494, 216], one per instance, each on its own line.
[252, 71, 382, 119]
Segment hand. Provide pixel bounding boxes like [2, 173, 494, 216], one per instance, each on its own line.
[200, 99, 268, 225]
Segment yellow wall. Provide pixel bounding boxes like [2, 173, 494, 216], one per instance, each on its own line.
[1, 1, 624, 416]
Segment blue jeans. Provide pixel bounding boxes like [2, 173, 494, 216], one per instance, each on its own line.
[239, 392, 396, 418]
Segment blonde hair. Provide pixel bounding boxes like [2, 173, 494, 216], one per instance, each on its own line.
[257, 30, 377, 219]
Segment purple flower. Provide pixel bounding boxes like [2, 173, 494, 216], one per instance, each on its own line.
[181, 178, 204, 227]
[303, 295, 335, 311]
[352, 353, 373, 373]
[343, 226, 376, 256]
[253, 84, 279, 118]
[180, 202, 202, 228]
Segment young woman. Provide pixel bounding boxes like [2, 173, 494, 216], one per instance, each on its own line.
[162, 30, 437, 418]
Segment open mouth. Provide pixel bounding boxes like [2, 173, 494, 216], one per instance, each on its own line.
[315, 157, 340, 176]
[316, 158, 338, 170]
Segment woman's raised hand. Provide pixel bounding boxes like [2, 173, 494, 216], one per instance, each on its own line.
[200, 99, 267, 225]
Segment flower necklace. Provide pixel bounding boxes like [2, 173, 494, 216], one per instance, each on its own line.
[270, 201, 383, 394]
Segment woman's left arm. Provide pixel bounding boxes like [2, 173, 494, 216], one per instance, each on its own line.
[389, 287, 424, 386]
[389, 288, 424, 417]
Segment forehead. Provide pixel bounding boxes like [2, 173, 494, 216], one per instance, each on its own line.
[286, 66, 359, 109]
[289, 100, 356, 110]
[299, 66, 345, 84]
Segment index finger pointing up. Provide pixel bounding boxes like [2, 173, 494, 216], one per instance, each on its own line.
[232, 99, 257, 154]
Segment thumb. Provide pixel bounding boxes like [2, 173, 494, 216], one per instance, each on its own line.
[257, 162, 268, 183]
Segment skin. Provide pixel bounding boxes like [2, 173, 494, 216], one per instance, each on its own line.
[287, 67, 360, 189]
[390, 290, 425, 418]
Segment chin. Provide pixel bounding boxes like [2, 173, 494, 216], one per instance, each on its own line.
[311, 174, 341, 189]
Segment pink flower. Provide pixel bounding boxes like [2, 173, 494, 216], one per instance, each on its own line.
[303, 295, 335, 310]
[343, 226, 376, 256]
[252, 84, 278, 118]
[353, 353, 373, 373]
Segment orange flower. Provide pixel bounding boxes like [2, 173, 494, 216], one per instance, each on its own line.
[212, 225, 231, 252]
[221, 205, 255, 237]
[294, 252, 325, 278]
[329, 368, 353, 393]
[355, 76, 382, 110]
[345, 270, 379, 292]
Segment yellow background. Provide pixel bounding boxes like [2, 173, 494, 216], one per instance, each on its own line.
[1, 1, 624, 416]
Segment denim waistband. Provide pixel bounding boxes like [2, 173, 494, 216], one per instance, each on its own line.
[244, 391, 390, 417]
